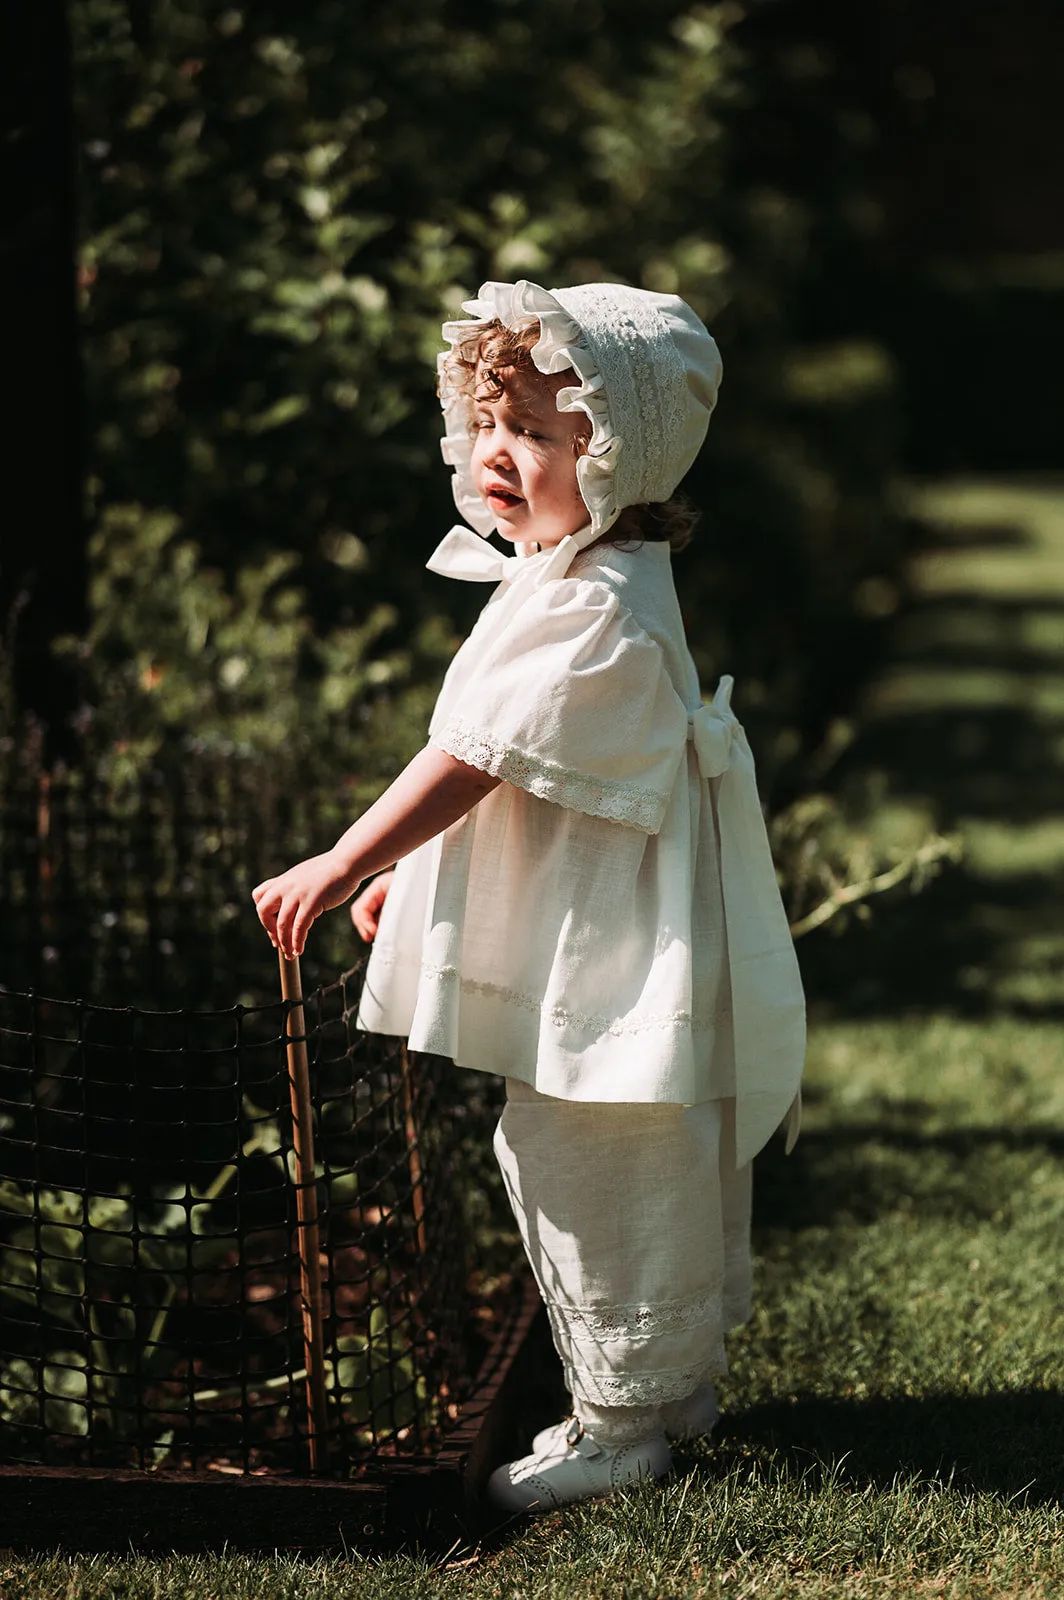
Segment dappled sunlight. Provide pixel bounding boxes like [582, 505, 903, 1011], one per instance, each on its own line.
[807, 476, 1064, 1019]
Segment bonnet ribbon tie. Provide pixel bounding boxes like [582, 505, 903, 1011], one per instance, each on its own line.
[426, 525, 585, 586]
[426, 525, 526, 584]
[689, 675, 805, 1167]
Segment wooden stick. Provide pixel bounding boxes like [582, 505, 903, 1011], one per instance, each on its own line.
[278, 952, 330, 1474]
[400, 1044, 428, 1257]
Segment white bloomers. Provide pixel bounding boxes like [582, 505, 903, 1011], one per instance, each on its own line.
[493, 1079, 752, 1413]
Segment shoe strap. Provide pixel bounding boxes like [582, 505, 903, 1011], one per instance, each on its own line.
[565, 1417, 605, 1461]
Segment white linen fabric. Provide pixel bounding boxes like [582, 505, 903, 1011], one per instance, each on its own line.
[357, 539, 806, 1165]
[493, 1081, 752, 1410]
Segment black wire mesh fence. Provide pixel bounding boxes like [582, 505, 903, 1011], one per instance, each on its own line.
[0, 724, 362, 1008]
[0, 731, 510, 1478]
[0, 977, 476, 1473]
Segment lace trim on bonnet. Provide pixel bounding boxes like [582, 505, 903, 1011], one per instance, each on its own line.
[438, 279, 721, 542]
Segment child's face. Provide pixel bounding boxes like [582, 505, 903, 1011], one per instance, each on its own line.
[469, 363, 589, 547]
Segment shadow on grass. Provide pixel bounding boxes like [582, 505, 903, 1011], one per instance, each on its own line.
[800, 485, 1064, 1019]
[685, 1387, 1064, 1506]
[851, 702, 1064, 825]
[753, 1111, 1064, 1230]
[801, 867, 1064, 1022]
[469, 1387, 1064, 1552]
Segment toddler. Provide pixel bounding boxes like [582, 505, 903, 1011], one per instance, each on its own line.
[254, 279, 805, 1513]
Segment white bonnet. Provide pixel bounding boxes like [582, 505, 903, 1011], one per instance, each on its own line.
[439, 279, 723, 545]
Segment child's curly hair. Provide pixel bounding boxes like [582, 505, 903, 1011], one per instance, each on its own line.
[441, 318, 698, 552]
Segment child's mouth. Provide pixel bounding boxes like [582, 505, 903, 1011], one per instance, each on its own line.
[485, 488, 524, 512]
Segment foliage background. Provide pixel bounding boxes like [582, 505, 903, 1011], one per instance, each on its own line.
[4, 0, 1062, 1003]
[65, 0, 904, 808]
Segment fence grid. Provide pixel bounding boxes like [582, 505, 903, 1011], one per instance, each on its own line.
[0, 971, 478, 1474]
[0, 736, 498, 1478]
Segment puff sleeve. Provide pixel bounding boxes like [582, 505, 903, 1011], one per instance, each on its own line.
[429, 577, 689, 833]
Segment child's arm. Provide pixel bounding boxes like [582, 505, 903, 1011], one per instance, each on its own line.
[252, 746, 499, 959]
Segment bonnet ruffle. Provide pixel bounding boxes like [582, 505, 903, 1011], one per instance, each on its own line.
[438, 279, 723, 545]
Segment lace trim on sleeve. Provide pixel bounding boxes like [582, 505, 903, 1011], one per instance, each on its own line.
[433, 715, 667, 832]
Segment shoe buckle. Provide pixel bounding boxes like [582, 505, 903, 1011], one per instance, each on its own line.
[564, 1416, 584, 1448]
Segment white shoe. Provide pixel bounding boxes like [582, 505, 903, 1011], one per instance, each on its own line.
[660, 1381, 720, 1442]
[486, 1416, 671, 1515]
[531, 1381, 719, 1458]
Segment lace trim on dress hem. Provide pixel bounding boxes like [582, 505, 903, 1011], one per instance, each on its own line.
[432, 716, 666, 832]
[368, 944, 728, 1037]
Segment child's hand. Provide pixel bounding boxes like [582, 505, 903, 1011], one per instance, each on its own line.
[350, 870, 395, 942]
[252, 850, 355, 960]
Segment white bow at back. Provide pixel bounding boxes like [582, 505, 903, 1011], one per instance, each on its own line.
[687, 675, 738, 778]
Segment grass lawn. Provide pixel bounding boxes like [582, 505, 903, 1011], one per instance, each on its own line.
[3, 479, 1063, 1598]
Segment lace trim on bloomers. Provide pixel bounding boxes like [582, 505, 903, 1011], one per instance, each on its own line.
[546, 1291, 752, 1404]
[567, 1360, 726, 1410]
[433, 716, 667, 833]
[546, 1291, 723, 1346]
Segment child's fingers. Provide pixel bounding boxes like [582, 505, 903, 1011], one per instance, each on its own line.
[253, 882, 283, 930]
[274, 893, 311, 960]
[254, 888, 282, 946]
[274, 896, 299, 959]
[255, 875, 305, 956]
[289, 901, 321, 959]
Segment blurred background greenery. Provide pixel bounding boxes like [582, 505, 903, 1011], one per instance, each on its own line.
[2, 0, 1062, 1011]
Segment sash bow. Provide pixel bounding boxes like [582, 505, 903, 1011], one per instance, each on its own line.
[688, 673, 805, 1165]
[688, 675, 738, 778]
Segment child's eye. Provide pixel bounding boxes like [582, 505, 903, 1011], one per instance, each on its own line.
[520, 428, 544, 441]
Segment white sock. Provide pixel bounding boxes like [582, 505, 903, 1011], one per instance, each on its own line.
[574, 1399, 665, 1448]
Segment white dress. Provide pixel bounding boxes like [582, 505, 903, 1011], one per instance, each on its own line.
[357, 536, 804, 1169]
